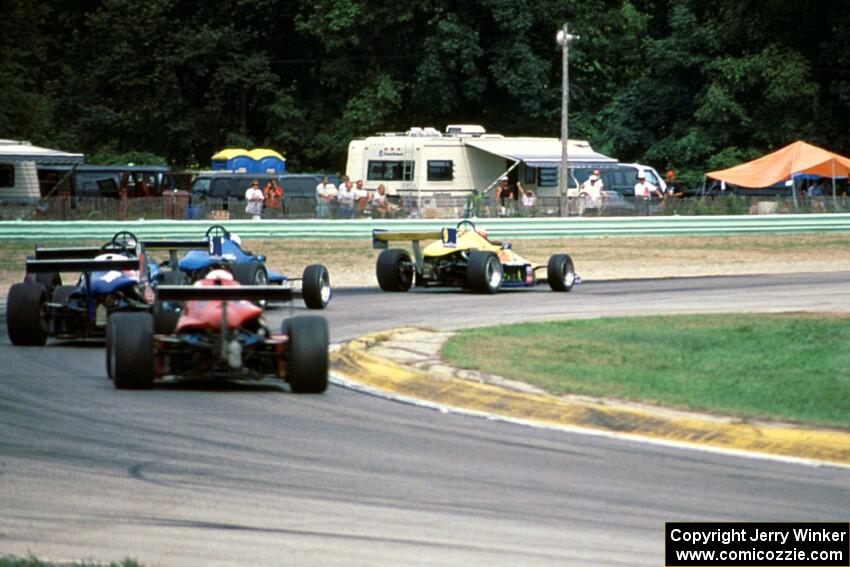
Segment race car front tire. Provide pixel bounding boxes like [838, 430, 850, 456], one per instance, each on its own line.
[376, 249, 414, 292]
[283, 316, 329, 393]
[234, 261, 269, 306]
[302, 264, 331, 309]
[547, 254, 576, 292]
[7, 283, 48, 346]
[112, 312, 155, 390]
[467, 251, 503, 294]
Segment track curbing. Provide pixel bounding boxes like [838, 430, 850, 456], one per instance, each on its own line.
[330, 327, 850, 469]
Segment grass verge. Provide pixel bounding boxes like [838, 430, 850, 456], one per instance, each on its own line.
[442, 313, 850, 429]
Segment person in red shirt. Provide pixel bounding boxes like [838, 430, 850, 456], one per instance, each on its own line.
[262, 179, 284, 216]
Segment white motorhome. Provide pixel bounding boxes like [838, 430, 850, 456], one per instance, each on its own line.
[344, 125, 617, 205]
[0, 139, 84, 203]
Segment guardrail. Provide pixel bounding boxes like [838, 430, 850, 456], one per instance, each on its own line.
[1, 214, 850, 240]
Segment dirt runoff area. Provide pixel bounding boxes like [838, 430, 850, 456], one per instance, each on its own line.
[1, 233, 849, 295]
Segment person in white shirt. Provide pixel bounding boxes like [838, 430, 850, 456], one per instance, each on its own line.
[315, 176, 337, 218]
[580, 170, 605, 208]
[354, 179, 370, 217]
[336, 180, 356, 219]
[371, 183, 392, 218]
[244, 179, 265, 220]
[633, 172, 663, 214]
[517, 181, 537, 211]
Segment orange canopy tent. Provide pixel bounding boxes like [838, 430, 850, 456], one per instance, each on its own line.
[706, 141, 850, 188]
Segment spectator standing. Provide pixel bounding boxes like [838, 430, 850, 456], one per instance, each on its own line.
[244, 179, 265, 220]
[517, 181, 537, 213]
[371, 184, 393, 218]
[495, 176, 517, 216]
[315, 176, 337, 218]
[580, 170, 605, 209]
[633, 172, 663, 215]
[263, 179, 283, 216]
[337, 179, 356, 219]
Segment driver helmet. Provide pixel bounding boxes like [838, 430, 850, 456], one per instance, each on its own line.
[476, 228, 489, 238]
[230, 233, 242, 247]
[198, 269, 235, 285]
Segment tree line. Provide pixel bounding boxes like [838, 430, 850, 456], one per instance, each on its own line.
[2, 0, 848, 186]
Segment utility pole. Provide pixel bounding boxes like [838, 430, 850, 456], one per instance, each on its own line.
[557, 24, 578, 217]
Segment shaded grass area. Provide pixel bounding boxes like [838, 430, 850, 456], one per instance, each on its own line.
[0, 557, 143, 567]
[442, 314, 850, 429]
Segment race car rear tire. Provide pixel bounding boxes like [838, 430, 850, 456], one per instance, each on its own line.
[106, 314, 117, 380]
[112, 312, 155, 390]
[6, 283, 48, 346]
[233, 261, 262, 285]
[51, 285, 76, 305]
[283, 316, 328, 393]
[154, 271, 188, 334]
[233, 261, 269, 306]
[547, 254, 576, 292]
[376, 249, 414, 292]
[467, 251, 503, 294]
[302, 264, 331, 309]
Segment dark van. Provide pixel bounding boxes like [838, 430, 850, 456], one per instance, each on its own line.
[190, 172, 321, 216]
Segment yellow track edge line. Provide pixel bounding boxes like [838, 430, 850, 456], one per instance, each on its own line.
[330, 330, 850, 469]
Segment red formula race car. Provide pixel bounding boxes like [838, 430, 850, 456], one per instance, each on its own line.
[106, 270, 328, 392]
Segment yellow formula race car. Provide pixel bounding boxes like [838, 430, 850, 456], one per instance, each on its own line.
[372, 220, 576, 294]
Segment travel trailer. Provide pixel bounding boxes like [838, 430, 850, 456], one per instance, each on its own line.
[0, 139, 84, 203]
[344, 125, 618, 206]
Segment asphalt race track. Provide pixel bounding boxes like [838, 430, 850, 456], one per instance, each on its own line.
[1, 272, 849, 566]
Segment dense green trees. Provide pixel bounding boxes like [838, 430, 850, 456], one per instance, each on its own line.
[4, 0, 848, 185]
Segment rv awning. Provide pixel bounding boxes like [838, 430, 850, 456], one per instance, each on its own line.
[0, 139, 84, 165]
[706, 141, 850, 188]
[463, 137, 617, 168]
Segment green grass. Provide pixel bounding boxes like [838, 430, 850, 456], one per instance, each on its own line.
[0, 557, 144, 567]
[442, 314, 850, 429]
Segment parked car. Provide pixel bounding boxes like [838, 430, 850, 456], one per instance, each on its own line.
[572, 163, 667, 197]
[189, 172, 321, 215]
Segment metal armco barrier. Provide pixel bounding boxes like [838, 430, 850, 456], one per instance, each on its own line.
[1, 214, 850, 240]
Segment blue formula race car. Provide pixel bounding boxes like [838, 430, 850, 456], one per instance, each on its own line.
[6, 231, 155, 345]
[142, 225, 331, 311]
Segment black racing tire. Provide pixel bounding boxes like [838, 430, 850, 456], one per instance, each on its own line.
[112, 312, 155, 390]
[154, 271, 188, 334]
[35, 272, 62, 297]
[376, 249, 414, 292]
[51, 285, 76, 305]
[232, 261, 262, 285]
[302, 264, 331, 309]
[283, 316, 328, 393]
[467, 251, 503, 294]
[6, 283, 48, 346]
[106, 314, 117, 380]
[547, 254, 576, 292]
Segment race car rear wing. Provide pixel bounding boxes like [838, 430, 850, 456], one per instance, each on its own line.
[156, 285, 294, 303]
[141, 239, 211, 270]
[371, 228, 456, 249]
[34, 246, 104, 260]
[26, 258, 141, 274]
[372, 228, 457, 268]
[141, 239, 209, 250]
